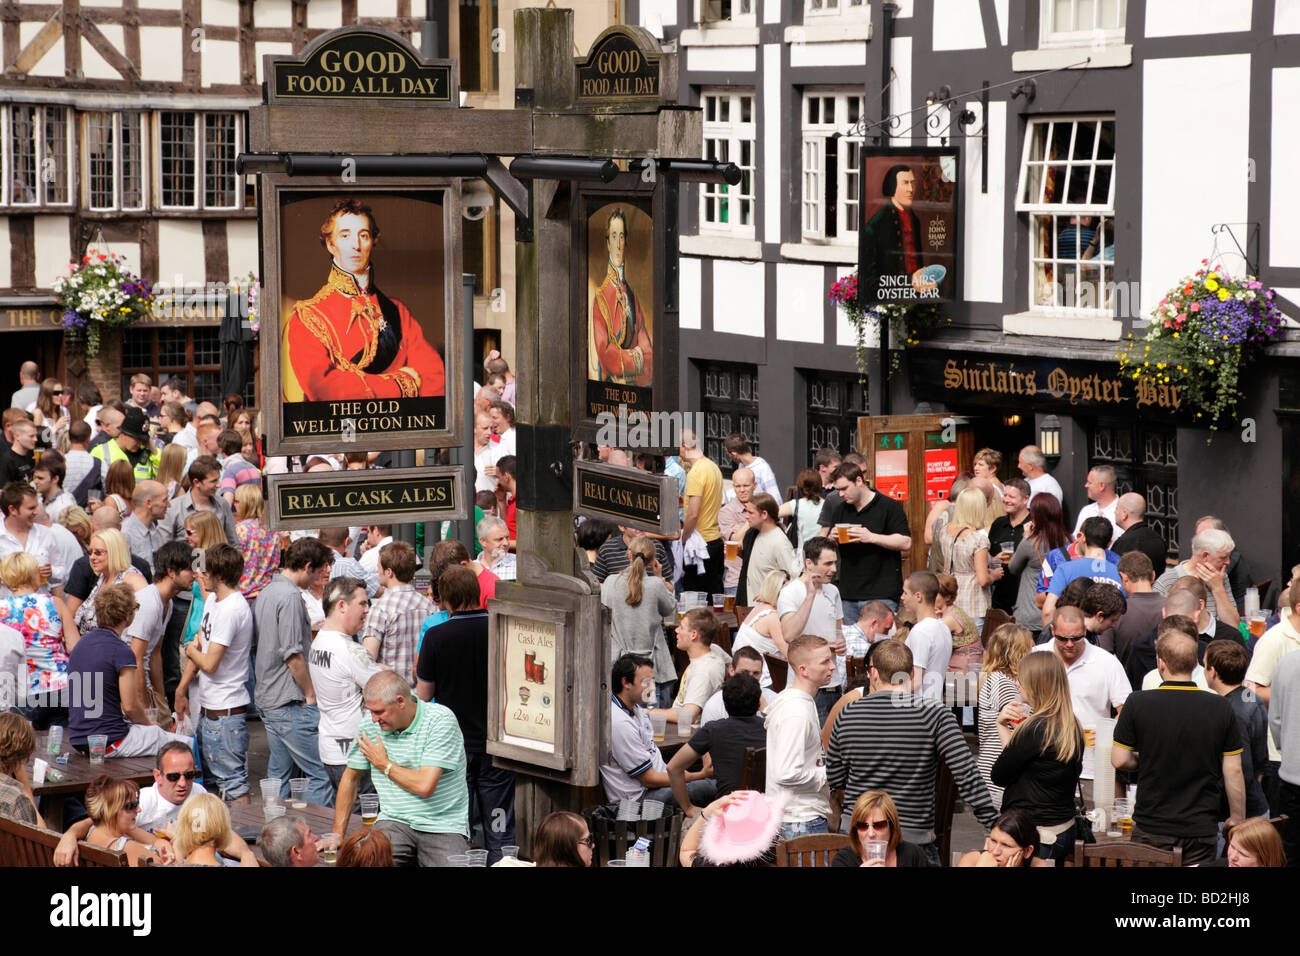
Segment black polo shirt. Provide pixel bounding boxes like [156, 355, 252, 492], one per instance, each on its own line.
[988, 513, 1028, 612]
[0, 445, 34, 484]
[1113, 681, 1241, 837]
[818, 489, 910, 601]
[686, 716, 766, 797]
[415, 608, 490, 753]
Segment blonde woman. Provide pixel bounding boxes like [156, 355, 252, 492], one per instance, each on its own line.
[174, 792, 243, 866]
[990, 650, 1084, 863]
[58, 505, 93, 556]
[731, 570, 792, 690]
[157, 443, 190, 500]
[977, 623, 1036, 810]
[600, 535, 676, 702]
[81, 775, 159, 866]
[233, 484, 278, 601]
[71, 528, 147, 635]
[941, 487, 1002, 632]
[0, 553, 78, 729]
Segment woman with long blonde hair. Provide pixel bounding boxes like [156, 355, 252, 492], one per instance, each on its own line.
[990, 650, 1084, 862]
[977, 623, 1036, 810]
[70, 528, 148, 635]
[731, 569, 793, 690]
[941, 486, 1002, 632]
[599, 534, 676, 703]
[157, 443, 190, 499]
[233, 484, 278, 601]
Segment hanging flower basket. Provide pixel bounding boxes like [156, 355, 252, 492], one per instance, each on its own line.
[53, 250, 154, 358]
[231, 271, 261, 338]
[828, 272, 951, 375]
[1118, 262, 1286, 430]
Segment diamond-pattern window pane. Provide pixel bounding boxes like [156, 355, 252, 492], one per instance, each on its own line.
[805, 369, 867, 462]
[160, 111, 196, 207]
[700, 361, 759, 478]
[1092, 422, 1177, 563]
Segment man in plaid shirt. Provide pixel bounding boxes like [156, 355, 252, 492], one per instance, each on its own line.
[360, 542, 434, 684]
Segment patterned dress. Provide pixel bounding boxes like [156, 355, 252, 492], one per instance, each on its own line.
[0, 593, 69, 696]
[236, 519, 281, 600]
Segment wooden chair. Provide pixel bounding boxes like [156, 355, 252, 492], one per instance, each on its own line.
[1268, 814, 1289, 842]
[583, 805, 684, 867]
[765, 654, 789, 692]
[0, 816, 129, 867]
[740, 747, 766, 791]
[845, 655, 869, 689]
[733, 606, 751, 627]
[980, 608, 1012, 643]
[773, 833, 850, 867]
[1073, 841, 1183, 868]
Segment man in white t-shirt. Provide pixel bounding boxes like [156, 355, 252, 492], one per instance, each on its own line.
[1018, 445, 1063, 505]
[901, 570, 952, 703]
[124, 541, 193, 709]
[358, 525, 394, 576]
[174, 543, 255, 802]
[310, 575, 387, 794]
[1032, 605, 1131, 785]
[472, 411, 498, 493]
[1072, 465, 1120, 545]
[778, 536, 847, 726]
[700, 646, 778, 725]
[724, 433, 782, 503]
[765, 634, 835, 838]
[650, 608, 730, 728]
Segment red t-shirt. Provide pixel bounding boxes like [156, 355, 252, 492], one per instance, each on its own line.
[505, 494, 517, 539]
[476, 567, 499, 608]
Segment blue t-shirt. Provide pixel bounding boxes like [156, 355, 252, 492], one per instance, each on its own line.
[417, 610, 451, 656]
[68, 627, 136, 746]
[1038, 546, 1121, 593]
[1046, 556, 1126, 597]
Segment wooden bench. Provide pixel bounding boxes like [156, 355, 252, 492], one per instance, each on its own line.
[583, 805, 684, 867]
[774, 833, 850, 867]
[0, 816, 130, 867]
[1073, 841, 1183, 867]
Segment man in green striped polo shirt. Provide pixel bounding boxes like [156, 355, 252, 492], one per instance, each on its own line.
[330, 671, 469, 866]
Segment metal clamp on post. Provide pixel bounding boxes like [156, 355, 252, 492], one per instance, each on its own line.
[515, 423, 574, 512]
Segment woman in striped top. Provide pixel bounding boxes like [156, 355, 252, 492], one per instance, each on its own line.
[976, 623, 1035, 811]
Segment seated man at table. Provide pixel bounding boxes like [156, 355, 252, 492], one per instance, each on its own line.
[68, 583, 191, 757]
[649, 608, 731, 728]
[600, 653, 715, 807]
[668, 672, 766, 817]
[54, 739, 257, 865]
[261, 814, 322, 867]
[699, 646, 778, 726]
[330, 671, 470, 867]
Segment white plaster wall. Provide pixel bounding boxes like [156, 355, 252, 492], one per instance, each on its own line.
[775, 262, 824, 343]
[712, 260, 765, 336]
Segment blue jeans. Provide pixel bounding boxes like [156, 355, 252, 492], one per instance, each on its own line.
[643, 779, 717, 812]
[261, 703, 334, 807]
[466, 751, 516, 864]
[199, 712, 250, 800]
[778, 817, 829, 840]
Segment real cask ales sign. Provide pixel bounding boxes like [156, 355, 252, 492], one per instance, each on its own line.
[265, 466, 466, 531]
[575, 26, 662, 102]
[268, 26, 456, 104]
[573, 460, 678, 535]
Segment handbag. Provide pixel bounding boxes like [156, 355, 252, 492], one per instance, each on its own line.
[1073, 781, 1097, 844]
[784, 503, 800, 549]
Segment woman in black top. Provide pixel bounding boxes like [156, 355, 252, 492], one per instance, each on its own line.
[831, 790, 928, 868]
[990, 651, 1083, 863]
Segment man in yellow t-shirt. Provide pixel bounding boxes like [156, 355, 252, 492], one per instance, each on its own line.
[679, 431, 724, 595]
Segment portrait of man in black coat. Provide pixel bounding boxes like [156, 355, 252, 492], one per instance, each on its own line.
[860, 163, 938, 303]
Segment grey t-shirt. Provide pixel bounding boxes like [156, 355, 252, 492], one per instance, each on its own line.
[253, 573, 313, 711]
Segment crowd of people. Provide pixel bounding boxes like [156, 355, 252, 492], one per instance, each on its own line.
[2, 354, 1295, 869]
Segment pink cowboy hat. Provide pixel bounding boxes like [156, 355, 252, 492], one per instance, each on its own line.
[699, 790, 787, 865]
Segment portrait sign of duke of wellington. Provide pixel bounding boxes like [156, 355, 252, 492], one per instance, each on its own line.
[586, 199, 655, 420]
[263, 182, 462, 455]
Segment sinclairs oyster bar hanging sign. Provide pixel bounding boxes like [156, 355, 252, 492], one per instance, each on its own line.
[270, 26, 455, 103]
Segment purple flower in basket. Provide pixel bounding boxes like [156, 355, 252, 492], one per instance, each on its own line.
[61, 309, 85, 329]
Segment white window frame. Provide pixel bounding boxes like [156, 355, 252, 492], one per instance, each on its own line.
[1040, 0, 1126, 49]
[1, 104, 74, 208]
[800, 90, 864, 245]
[84, 111, 148, 213]
[1015, 115, 1117, 317]
[155, 110, 242, 211]
[803, 0, 869, 20]
[699, 89, 756, 239]
[698, 0, 755, 26]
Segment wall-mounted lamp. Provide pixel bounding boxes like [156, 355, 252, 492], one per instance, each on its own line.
[924, 85, 952, 107]
[1039, 414, 1062, 461]
[1002, 413, 1022, 428]
[1010, 79, 1037, 102]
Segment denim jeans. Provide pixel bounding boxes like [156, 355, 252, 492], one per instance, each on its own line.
[199, 712, 250, 800]
[778, 817, 829, 840]
[643, 779, 717, 812]
[15, 692, 67, 731]
[815, 687, 844, 728]
[466, 751, 516, 864]
[261, 703, 334, 807]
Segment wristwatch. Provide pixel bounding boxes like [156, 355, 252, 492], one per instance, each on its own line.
[382, 762, 393, 777]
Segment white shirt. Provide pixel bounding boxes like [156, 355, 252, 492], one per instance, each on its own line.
[777, 579, 845, 690]
[764, 687, 831, 823]
[137, 780, 208, 832]
[172, 423, 199, 451]
[745, 456, 782, 504]
[301, 589, 325, 632]
[1073, 497, 1120, 545]
[309, 628, 385, 765]
[42, 491, 75, 525]
[487, 551, 517, 582]
[1026, 472, 1064, 505]
[47, 523, 83, 583]
[195, 591, 253, 711]
[359, 536, 394, 575]
[125, 585, 172, 692]
[0, 622, 23, 712]
[1140, 665, 1211, 691]
[905, 616, 953, 703]
[700, 685, 778, 726]
[1032, 640, 1131, 778]
[493, 427, 516, 460]
[0, 520, 65, 596]
[473, 443, 498, 493]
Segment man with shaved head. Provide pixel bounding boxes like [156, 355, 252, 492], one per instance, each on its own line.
[122, 480, 168, 574]
[10, 360, 39, 411]
[1111, 493, 1169, 576]
[1113, 616, 1245, 865]
[719, 467, 754, 599]
[1072, 465, 1119, 544]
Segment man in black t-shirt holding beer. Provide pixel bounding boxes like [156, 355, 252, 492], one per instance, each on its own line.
[818, 462, 912, 625]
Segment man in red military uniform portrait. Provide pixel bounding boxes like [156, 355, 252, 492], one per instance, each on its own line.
[282, 198, 445, 402]
[590, 208, 653, 388]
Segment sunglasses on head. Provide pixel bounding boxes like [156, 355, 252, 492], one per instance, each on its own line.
[164, 770, 200, 782]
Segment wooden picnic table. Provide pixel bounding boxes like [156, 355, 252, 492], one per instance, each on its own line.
[227, 801, 362, 865]
[28, 731, 157, 830]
